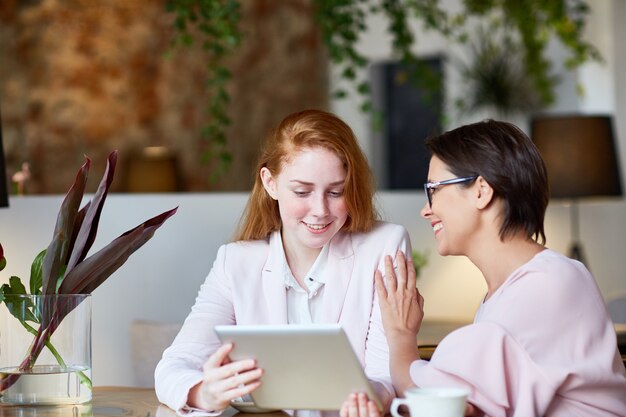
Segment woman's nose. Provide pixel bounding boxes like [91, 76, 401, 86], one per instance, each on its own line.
[312, 195, 329, 216]
[420, 201, 432, 219]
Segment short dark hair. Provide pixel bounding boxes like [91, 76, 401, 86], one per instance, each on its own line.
[425, 119, 549, 244]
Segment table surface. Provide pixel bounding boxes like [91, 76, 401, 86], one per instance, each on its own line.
[0, 386, 271, 417]
[2, 323, 623, 416]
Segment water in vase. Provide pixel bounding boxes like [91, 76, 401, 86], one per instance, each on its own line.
[0, 364, 92, 405]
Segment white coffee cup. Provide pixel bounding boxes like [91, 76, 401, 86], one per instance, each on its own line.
[390, 387, 469, 417]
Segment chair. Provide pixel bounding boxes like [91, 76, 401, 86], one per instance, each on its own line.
[607, 292, 626, 324]
[418, 344, 437, 361]
[130, 320, 181, 387]
[607, 293, 626, 356]
[416, 320, 470, 361]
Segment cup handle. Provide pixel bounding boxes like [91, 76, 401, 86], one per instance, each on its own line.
[390, 398, 408, 417]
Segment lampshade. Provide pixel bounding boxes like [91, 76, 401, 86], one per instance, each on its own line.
[531, 114, 623, 199]
[0, 104, 8, 208]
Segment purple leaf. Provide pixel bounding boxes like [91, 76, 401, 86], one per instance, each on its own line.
[65, 151, 117, 273]
[58, 207, 178, 295]
[66, 201, 91, 262]
[0, 243, 5, 272]
[41, 158, 90, 295]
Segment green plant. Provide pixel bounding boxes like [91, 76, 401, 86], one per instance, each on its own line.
[165, 0, 241, 181]
[455, 24, 547, 116]
[316, 0, 600, 110]
[412, 248, 429, 279]
[0, 151, 177, 393]
[165, 0, 601, 168]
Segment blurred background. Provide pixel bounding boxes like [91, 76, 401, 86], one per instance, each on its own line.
[2, 0, 623, 195]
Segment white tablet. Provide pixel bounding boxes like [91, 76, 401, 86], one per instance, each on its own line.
[214, 324, 382, 411]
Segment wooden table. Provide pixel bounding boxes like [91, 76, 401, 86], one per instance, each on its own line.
[0, 386, 279, 417]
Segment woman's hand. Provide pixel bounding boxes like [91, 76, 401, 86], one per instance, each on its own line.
[465, 402, 481, 416]
[374, 251, 424, 394]
[340, 393, 380, 417]
[187, 343, 263, 412]
[375, 251, 424, 338]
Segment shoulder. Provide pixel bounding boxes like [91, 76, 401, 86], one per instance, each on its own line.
[215, 237, 271, 267]
[350, 221, 409, 245]
[338, 221, 411, 261]
[487, 249, 607, 333]
[505, 249, 594, 296]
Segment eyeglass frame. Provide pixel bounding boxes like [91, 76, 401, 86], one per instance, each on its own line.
[423, 175, 478, 208]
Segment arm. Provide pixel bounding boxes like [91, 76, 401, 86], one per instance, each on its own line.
[374, 251, 423, 395]
[362, 225, 413, 406]
[154, 244, 262, 415]
[342, 225, 413, 416]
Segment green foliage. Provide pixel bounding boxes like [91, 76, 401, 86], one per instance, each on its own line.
[412, 248, 429, 279]
[165, 0, 241, 181]
[28, 250, 45, 296]
[314, 0, 370, 111]
[455, 24, 547, 116]
[458, 0, 600, 107]
[314, 0, 600, 111]
[1, 276, 38, 324]
[165, 0, 600, 162]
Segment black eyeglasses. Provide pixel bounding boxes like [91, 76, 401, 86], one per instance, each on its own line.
[423, 176, 478, 208]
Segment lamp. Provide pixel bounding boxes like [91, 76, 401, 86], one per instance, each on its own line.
[0, 103, 8, 208]
[531, 114, 623, 264]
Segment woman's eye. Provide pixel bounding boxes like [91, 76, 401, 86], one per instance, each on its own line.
[328, 191, 344, 197]
[293, 191, 309, 197]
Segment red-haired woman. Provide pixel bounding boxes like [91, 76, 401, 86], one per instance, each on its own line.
[155, 109, 411, 416]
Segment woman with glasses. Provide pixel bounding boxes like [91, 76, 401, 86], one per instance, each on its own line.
[343, 120, 626, 417]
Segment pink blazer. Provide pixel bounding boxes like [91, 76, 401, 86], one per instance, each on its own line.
[155, 221, 411, 414]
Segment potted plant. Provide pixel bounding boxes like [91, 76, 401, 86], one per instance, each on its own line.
[0, 150, 177, 404]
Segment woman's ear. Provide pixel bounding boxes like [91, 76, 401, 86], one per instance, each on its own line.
[260, 167, 278, 200]
[475, 176, 494, 209]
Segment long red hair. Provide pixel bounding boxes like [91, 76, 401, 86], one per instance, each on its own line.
[234, 109, 377, 241]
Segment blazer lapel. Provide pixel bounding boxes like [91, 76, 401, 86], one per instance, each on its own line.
[320, 232, 354, 323]
[261, 231, 288, 324]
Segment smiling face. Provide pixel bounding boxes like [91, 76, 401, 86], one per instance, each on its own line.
[420, 155, 479, 256]
[261, 146, 348, 258]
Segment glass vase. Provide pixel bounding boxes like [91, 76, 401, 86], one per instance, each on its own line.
[0, 294, 92, 405]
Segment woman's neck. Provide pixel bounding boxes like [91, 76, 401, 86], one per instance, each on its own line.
[469, 234, 544, 301]
[281, 232, 322, 284]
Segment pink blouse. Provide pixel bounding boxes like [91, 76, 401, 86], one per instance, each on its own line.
[410, 249, 626, 417]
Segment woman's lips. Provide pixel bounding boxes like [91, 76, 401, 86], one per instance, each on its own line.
[303, 221, 331, 234]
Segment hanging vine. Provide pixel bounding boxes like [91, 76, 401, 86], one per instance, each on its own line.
[165, 0, 241, 180]
[166, 0, 601, 175]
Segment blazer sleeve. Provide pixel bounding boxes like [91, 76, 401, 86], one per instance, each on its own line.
[364, 224, 412, 409]
[154, 244, 235, 415]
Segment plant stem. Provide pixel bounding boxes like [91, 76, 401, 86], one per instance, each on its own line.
[0, 297, 92, 393]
